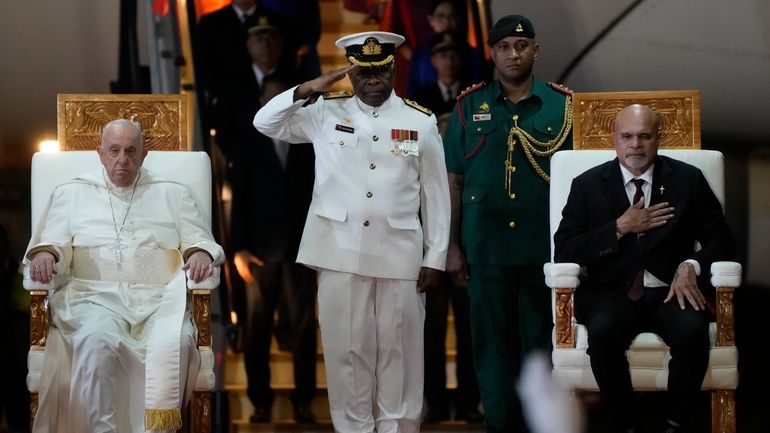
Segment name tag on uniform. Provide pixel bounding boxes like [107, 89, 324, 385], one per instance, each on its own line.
[472, 114, 491, 121]
[335, 124, 355, 134]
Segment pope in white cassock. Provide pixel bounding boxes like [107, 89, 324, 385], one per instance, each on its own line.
[25, 119, 225, 433]
[253, 31, 451, 433]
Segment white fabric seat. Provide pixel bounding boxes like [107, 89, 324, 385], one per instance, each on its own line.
[24, 151, 218, 421]
[545, 149, 740, 432]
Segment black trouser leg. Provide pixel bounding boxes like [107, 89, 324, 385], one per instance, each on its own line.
[244, 261, 281, 409]
[424, 274, 451, 418]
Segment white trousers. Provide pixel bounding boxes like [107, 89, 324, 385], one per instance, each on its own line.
[318, 270, 426, 433]
[34, 302, 198, 433]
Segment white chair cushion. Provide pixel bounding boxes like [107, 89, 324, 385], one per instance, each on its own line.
[552, 322, 738, 391]
[711, 261, 742, 287]
[27, 348, 45, 392]
[194, 348, 216, 391]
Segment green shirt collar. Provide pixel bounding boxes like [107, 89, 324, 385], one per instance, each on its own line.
[492, 76, 547, 104]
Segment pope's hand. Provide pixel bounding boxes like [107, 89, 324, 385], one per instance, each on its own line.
[183, 250, 214, 283]
[294, 65, 357, 101]
[233, 250, 264, 284]
[29, 251, 56, 284]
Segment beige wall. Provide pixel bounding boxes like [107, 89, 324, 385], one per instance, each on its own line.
[0, 1, 149, 168]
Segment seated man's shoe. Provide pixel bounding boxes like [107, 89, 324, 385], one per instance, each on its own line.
[455, 407, 484, 423]
[249, 406, 271, 423]
[293, 403, 316, 424]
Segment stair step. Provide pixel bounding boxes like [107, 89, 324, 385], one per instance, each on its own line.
[224, 348, 459, 388]
[234, 419, 485, 433]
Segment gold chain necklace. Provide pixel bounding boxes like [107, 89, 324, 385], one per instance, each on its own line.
[103, 171, 139, 263]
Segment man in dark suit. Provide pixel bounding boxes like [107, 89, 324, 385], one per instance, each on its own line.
[413, 30, 481, 424]
[195, 0, 293, 161]
[230, 74, 317, 424]
[554, 104, 735, 433]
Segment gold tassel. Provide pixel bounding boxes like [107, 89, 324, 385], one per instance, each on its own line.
[145, 408, 183, 430]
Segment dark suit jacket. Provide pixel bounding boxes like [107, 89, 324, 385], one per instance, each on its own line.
[553, 155, 735, 321]
[229, 116, 315, 263]
[194, 5, 295, 159]
[412, 82, 468, 116]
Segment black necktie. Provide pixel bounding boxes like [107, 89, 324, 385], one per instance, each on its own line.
[627, 179, 646, 301]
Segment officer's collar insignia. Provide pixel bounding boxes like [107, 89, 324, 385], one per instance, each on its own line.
[515, 23, 524, 33]
[479, 102, 490, 113]
[362, 38, 382, 55]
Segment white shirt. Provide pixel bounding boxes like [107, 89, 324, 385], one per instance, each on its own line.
[618, 163, 700, 285]
[232, 3, 257, 22]
[437, 81, 460, 102]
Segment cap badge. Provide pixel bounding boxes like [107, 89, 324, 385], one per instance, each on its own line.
[515, 23, 524, 32]
[362, 38, 383, 55]
[258, 16, 269, 26]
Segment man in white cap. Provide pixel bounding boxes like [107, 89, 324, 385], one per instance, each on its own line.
[253, 31, 451, 433]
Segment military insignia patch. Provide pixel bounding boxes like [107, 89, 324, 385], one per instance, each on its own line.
[390, 129, 419, 156]
[479, 102, 490, 112]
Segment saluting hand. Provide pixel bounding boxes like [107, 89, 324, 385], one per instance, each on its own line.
[183, 250, 214, 283]
[294, 65, 357, 101]
[616, 199, 675, 236]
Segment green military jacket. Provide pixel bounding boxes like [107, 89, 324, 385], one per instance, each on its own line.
[444, 78, 572, 266]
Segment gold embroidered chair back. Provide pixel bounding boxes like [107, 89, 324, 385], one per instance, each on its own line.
[57, 93, 190, 150]
[572, 90, 701, 149]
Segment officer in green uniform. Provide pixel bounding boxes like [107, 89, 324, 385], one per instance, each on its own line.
[443, 14, 573, 433]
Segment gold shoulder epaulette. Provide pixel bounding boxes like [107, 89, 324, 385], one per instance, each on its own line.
[547, 82, 573, 96]
[457, 81, 486, 101]
[323, 90, 354, 99]
[402, 98, 432, 116]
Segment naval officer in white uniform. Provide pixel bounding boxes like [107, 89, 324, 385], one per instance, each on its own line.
[253, 31, 450, 433]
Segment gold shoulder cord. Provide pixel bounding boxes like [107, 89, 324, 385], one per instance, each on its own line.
[505, 96, 572, 192]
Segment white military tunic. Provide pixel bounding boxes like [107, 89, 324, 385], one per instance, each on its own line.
[254, 88, 450, 433]
[25, 168, 224, 433]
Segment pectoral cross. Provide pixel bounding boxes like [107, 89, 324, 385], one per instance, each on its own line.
[659, 185, 666, 194]
[109, 238, 128, 263]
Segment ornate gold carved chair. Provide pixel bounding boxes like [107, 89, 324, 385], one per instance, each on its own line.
[25, 94, 215, 433]
[544, 90, 741, 433]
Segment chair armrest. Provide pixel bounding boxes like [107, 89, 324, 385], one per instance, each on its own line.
[710, 261, 742, 288]
[544, 263, 580, 348]
[710, 261, 741, 347]
[186, 266, 220, 290]
[544, 262, 580, 289]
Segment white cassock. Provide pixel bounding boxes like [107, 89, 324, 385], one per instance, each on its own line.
[254, 87, 451, 433]
[25, 167, 224, 433]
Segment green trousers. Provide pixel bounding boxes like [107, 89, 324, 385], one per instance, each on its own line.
[466, 264, 553, 433]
